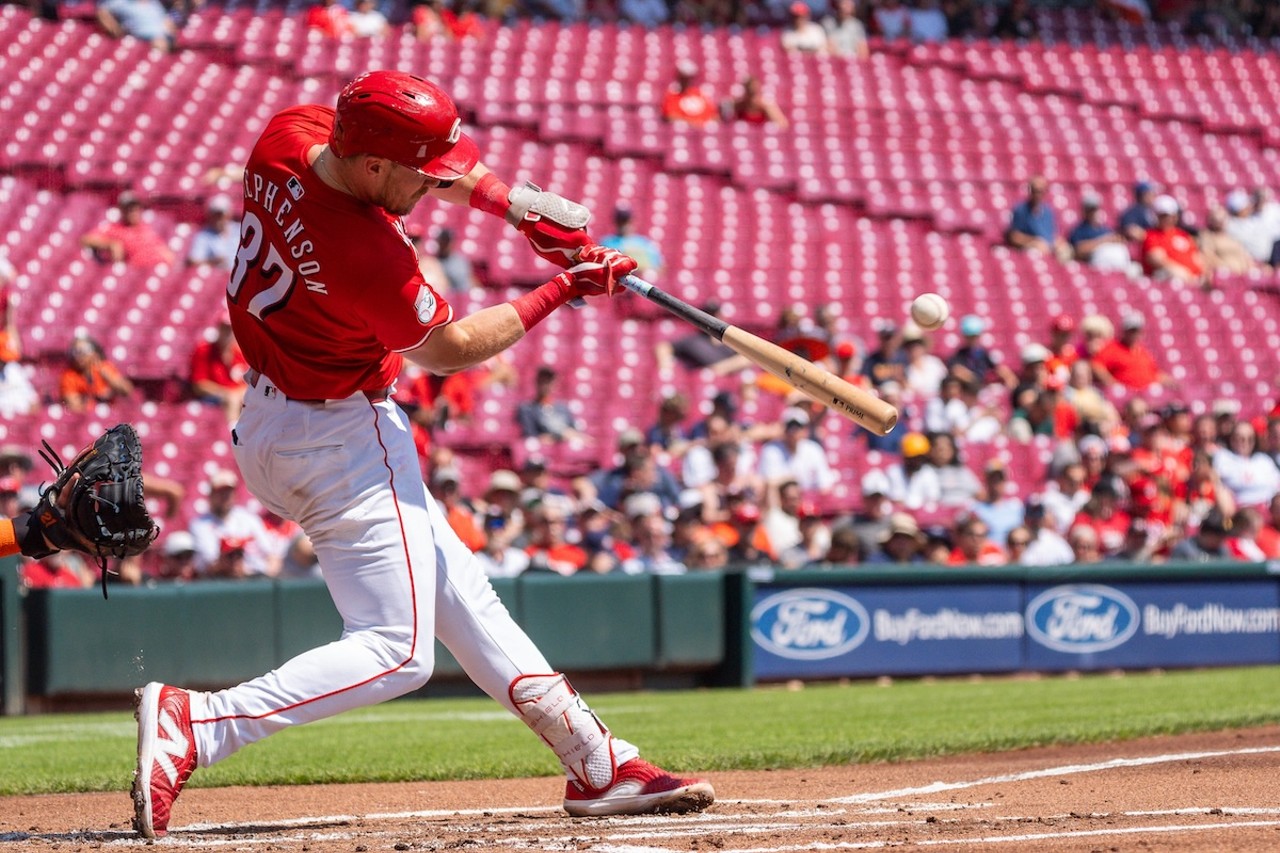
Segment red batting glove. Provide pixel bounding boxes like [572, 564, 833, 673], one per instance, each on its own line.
[550, 245, 637, 299]
[517, 215, 592, 268]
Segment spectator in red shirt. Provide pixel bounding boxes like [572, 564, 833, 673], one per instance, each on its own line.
[189, 316, 248, 421]
[80, 192, 175, 267]
[1091, 312, 1172, 390]
[1070, 477, 1132, 557]
[59, 334, 133, 412]
[525, 501, 588, 575]
[305, 0, 353, 37]
[1142, 194, 1207, 285]
[662, 61, 718, 127]
[1045, 313, 1081, 384]
[946, 514, 1007, 566]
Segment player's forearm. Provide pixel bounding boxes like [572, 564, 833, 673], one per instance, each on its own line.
[405, 302, 528, 375]
[429, 162, 492, 208]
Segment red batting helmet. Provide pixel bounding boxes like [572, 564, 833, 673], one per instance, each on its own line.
[329, 70, 479, 180]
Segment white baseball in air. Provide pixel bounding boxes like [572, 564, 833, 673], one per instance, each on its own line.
[909, 292, 950, 331]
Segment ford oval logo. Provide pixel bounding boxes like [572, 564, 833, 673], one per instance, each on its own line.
[1026, 584, 1139, 653]
[751, 589, 870, 660]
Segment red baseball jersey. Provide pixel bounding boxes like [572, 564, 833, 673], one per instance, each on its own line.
[228, 104, 453, 401]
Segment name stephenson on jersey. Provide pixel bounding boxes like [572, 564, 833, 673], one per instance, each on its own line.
[227, 105, 454, 402]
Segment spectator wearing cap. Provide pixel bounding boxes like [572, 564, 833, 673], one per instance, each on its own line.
[661, 60, 718, 126]
[947, 514, 1007, 566]
[583, 428, 682, 512]
[189, 315, 249, 422]
[186, 195, 240, 269]
[601, 205, 664, 282]
[1199, 205, 1255, 278]
[81, 192, 175, 267]
[1009, 375, 1076, 443]
[1010, 341, 1051, 405]
[1079, 313, 1115, 362]
[885, 432, 941, 510]
[516, 365, 585, 443]
[866, 512, 925, 564]
[1222, 189, 1277, 264]
[620, 492, 687, 576]
[96, 0, 177, 50]
[1068, 192, 1134, 274]
[972, 459, 1026, 547]
[871, 0, 909, 38]
[1069, 477, 1131, 557]
[59, 333, 133, 413]
[517, 455, 566, 508]
[1017, 497, 1074, 565]
[861, 320, 907, 389]
[779, 504, 830, 569]
[1091, 312, 1172, 390]
[1005, 176, 1069, 259]
[155, 531, 199, 581]
[928, 432, 982, 509]
[823, 0, 869, 59]
[1169, 509, 1233, 561]
[782, 2, 829, 52]
[1119, 180, 1159, 243]
[1063, 360, 1119, 438]
[1225, 507, 1267, 561]
[1142, 195, 1206, 285]
[189, 469, 277, 578]
[1212, 420, 1280, 510]
[946, 315, 1016, 393]
[863, 380, 910, 455]
[759, 407, 837, 492]
[481, 467, 526, 537]
[901, 323, 947, 397]
[723, 491, 772, 563]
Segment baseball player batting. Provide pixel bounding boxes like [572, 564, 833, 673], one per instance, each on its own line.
[131, 70, 714, 838]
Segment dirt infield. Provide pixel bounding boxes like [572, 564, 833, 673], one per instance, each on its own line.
[3, 726, 1279, 851]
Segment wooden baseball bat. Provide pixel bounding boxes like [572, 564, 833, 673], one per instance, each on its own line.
[619, 276, 898, 436]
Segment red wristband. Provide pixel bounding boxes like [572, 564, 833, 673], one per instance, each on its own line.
[510, 276, 571, 331]
[470, 173, 511, 219]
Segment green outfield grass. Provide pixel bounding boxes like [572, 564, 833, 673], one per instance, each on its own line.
[1, 666, 1278, 796]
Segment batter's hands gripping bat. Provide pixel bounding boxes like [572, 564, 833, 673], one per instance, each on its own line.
[620, 276, 899, 436]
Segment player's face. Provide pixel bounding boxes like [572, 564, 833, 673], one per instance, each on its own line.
[376, 161, 441, 216]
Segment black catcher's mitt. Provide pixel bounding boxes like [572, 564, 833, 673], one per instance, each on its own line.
[21, 423, 159, 597]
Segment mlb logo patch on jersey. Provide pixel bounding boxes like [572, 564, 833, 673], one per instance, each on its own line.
[287, 176, 305, 200]
[414, 286, 438, 324]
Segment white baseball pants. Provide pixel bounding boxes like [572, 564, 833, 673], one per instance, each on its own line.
[187, 380, 637, 771]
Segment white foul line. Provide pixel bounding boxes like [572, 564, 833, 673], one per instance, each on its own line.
[831, 745, 1280, 804]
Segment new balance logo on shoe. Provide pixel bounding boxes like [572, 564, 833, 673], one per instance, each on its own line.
[154, 709, 191, 788]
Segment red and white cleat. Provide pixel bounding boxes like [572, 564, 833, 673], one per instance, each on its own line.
[131, 682, 197, 838]
[563, 758, 715, 817]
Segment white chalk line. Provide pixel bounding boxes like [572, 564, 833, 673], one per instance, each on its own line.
[587, 820, 1280, 853]
[830, 745, 1280, 804]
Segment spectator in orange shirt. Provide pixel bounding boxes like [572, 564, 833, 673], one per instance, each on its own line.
[305, 0, 353, 37]
[1091, 312, 1172, 390]
[80, 192, 175, 267]
[662, 61, 718, 127]
[1142, 194, 1207, 286]
[525, 501, 588, 575]
[431, 467, 486, 552]
[59, 334, 132, 412]
[189, 316, 248, 421]
[947, 513, 1007, 566]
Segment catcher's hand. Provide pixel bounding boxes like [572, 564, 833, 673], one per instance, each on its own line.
[21, 424, 159, 598]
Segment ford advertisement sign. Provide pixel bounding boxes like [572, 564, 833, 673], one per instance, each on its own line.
[1025, 584, 1140, 654]
[751, 588, 870, 661]
[751, 585, 1025, 680]
[1025, 580, 1280, 670]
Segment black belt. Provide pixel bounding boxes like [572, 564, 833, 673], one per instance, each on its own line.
[244, 369, 390, 405]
